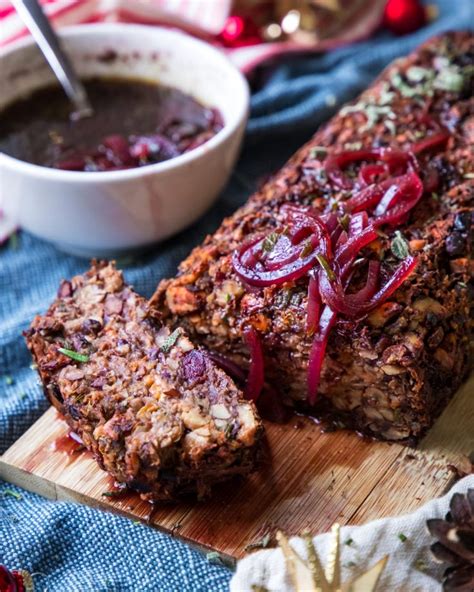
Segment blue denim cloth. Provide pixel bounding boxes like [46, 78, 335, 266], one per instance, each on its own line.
[1, 3, 472, 590]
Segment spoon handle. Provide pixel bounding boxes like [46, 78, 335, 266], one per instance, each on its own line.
[11, 0, 93, 119]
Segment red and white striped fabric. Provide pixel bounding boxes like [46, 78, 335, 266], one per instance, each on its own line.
[0, 0, 231, 45]
[0, 0, 387, 73]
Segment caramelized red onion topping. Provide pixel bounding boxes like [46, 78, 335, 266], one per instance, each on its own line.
[324, 148, 417, 190]
[232, 205, 332, 288]
[233, 132, 449, 407]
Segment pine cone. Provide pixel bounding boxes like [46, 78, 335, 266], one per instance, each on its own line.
[427, 488, 474, 592]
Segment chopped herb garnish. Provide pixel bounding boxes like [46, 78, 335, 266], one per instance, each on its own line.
[133, 520, 141, 526]
[431, 192, 440, 201]
[390, 60, 468, 100]
[102, 491, 123, 498]
[377, 82, 396, 106]
[275, 288, 292, 308]
[398, 533, 408, 543]
[309, 146, 328, 159]
[206, 551, 226, 566]
[160, 328, 182, 353]
[340, 83, 397, 133]
[340, 100, 396, 132]
[30, 363, 38, 371]
[262, 232, 279, 253]
[224, 423, 234, 439]
[344, 538, 354, 546]
[316, 253, 335, 280]
[344, 141, 363, 151]
[3, 489, 22, 500]
[57, 348, 89, 363]
[414, 559, 427, 572]
[384, 120, 397, 135]
[391, 231, 410, 260]
[433, 66, 464, 92]
[245, 533, 272, 552]
[406, 66, 434, 84]
[300, 239, 314, 259]
[338, 214, 350, 232]
[5, 376, 14, 385]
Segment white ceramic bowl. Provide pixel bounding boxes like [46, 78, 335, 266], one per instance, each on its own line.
[0, 24, 249, 257]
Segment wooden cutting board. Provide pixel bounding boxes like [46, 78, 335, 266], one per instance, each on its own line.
[1, 376, 472, 564]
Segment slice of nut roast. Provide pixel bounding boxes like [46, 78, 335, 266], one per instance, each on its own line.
[25, 262, 262, 500]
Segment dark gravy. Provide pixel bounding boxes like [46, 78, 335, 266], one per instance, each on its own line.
[0, 77, 223, 171]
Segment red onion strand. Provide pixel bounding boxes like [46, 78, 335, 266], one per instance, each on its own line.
[307, 306, 337, 405]
[243, 327, 265, 401]
[306, 273, 321, 334]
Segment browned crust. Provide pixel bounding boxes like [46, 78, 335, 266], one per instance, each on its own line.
[151, 32, 473, 442]
[25, 262, 263, 500]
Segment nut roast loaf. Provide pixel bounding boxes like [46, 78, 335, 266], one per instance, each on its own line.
[151, 32, 473, 443]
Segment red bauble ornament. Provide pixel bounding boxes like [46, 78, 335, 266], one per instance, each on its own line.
[218, 15, 263, 48]
[384, 0, 427, 35]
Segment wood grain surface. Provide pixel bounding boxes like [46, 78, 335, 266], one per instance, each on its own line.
[1, 375, 472, 563]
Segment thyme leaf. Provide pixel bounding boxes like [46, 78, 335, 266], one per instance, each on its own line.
[102, 491, 123, 498]
[340, 83, 397, 133]
[57, 348, 89, 363]
[262, 232, 279, 253]
[300, 239, 314, 259]
[309, 146, 328, 159]
[245, 533, 272, 552]
[338, 214, 350, 232]
[391, 231, 410, 260]
[316, 253, 335, 280]
[206, 551, 226, 566]
[414, 559, 428, 572]
[433, 66, 465, 92]
[160, 328, 182, 353]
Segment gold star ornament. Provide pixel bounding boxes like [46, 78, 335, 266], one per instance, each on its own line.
[276, 524, 388, 592]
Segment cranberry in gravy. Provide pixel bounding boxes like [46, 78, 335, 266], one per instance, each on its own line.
[0, 77, 223, 171]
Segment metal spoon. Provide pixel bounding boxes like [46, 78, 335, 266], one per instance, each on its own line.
[11, 0, 93, 120]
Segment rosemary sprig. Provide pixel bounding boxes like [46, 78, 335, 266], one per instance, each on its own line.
[57, 348, 89, 363]
[3, 489, 22, 500]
